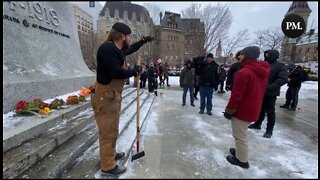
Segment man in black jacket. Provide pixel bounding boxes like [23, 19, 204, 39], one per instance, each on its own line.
[198, 53, 219, 115]
[218, 64, 227, 93]
[248, 50, 288, 138]
[280, 64, 305, 111]
[225, 51, 241, 91]
[92, 22, 154, 176]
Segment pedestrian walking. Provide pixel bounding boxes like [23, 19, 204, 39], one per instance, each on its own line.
[163, 63, 171, 86]
[223, 46, 270, 169]
[280, 64, 306, 111]
[147, 63, 158, 96]
[179, 60, 195, 106]
[91, 22, 154, 177]
[225, 51, 241, 92]
[217, 64, 227, 93]
[198, 53, 219, 115]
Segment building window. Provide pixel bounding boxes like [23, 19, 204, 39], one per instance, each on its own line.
[140, 14, 144, 23]
[115, 9, 119, 18]
[132, 12, 137, 21]
[124, 11, 128, 20]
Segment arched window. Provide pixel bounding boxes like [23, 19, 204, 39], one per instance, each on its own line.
[105, 8, 110, 18]
[114, 9, 119, 18]
[123, 11, 128, 20]
[132, 12, 137, 21]
[140, 14, 145, 23]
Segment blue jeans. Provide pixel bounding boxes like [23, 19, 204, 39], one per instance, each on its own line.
[182, 85, 194, 105]
[200, 85, 213, 112]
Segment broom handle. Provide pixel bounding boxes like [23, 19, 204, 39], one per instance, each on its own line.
[136, 56, 141, 153]
[136, 75, 140, 153]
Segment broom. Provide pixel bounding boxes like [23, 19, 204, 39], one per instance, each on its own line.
[132, 56, 145, 161]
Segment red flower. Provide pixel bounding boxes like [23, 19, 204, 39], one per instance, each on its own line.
[16, 101, 29, 111]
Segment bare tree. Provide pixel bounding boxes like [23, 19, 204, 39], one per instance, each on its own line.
[222, 29, 249, 63]
[181, 3, 232, 53]
[78, 31, 103, 71]
[142, 3, 163, 25]
[253, 27, 284, 52]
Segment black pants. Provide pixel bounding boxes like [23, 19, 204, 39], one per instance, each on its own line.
[254, 96, 277, 132]
[148, 78, 157, 93]
[159, 75, 164, 85]
[140, 79, 147, 88]
[285, 86, 301, 109]
[219, 80, 225, 92]
[194, 85, 200, 97]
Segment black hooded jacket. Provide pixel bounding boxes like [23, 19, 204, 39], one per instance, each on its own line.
[199, 60, 219, 88]
[264, 50, 288, 96]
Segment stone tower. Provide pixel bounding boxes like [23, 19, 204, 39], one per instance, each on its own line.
[281, 1, 312, 63]
[285, 1, 312, 34]
[215, 39, 222, 62]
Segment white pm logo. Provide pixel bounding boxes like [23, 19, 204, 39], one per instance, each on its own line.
[286, 22, 303, 30]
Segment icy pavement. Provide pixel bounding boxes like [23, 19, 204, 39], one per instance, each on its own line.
[121, 77, 318, 179]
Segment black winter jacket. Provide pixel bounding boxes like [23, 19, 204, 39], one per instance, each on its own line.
[264, 50, 288, 97]
[287, 65, 305, 87]
[226, 62, 240, 90]
[199, 60, 219, 88]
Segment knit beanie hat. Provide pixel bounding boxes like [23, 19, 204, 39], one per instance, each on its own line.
[241, 46, 260, 60]
[112, 22, 131, 35]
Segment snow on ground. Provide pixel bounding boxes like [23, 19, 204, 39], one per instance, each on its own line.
[123, 76, 318, 178]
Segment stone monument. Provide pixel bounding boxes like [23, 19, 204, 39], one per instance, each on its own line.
[3, 2, 96, 113]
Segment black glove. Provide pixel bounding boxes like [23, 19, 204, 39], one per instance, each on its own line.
[223, 108, 236, 120]
[142, 36, 154, 43]
[223, 112, 233, 119]
[180, 84, 183, 88]
[225, 85, 231, 91]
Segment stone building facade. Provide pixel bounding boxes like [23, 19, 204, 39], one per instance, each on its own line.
[155, 11, 205, 67]
[97, 1, 156, 66]
[280, 1, 318, 64]
[73, 4, 94, 35]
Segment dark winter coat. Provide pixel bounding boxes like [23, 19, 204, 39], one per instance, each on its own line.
[287, 65, 305, 87]
[219, 68, 227, 81]
[199, 60, 219, 88]
[180, 67, 195, 87]
[226, 59, 270, 122]
[226, 62, 240, 90]
[140, 70, 147, 81]
[147, 67, 156, 79]
[264, 50, 288, 97]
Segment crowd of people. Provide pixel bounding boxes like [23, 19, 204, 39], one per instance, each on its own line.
[91, 22, 310, 177]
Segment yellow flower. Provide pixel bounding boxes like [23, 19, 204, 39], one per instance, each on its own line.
[39, 107, 52, 115]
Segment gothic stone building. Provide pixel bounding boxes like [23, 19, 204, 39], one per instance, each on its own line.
[155, 11, 205, 67]
[281, 1, 318, 64]
[97, 1, 156, 66]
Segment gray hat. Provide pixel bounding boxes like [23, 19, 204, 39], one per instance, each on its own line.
[241, 46, 260, 60]
[112, 22, 131, 35]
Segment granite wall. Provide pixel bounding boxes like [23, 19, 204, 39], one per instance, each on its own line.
[3, 2, 96, 113]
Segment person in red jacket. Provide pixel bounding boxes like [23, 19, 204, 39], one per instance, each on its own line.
[223, 46, 270, 169]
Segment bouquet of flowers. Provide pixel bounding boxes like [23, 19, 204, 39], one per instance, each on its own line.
[49, 98, 65, 110]
[15, 99, 51, 116]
